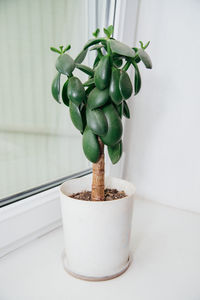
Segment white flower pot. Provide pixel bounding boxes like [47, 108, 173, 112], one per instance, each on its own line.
[60, 175, 135, 281]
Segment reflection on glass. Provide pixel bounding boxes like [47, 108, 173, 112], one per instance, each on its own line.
[0, 0, 90, 199]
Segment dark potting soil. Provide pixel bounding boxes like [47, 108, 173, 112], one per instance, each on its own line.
[70, 189, 127, 201]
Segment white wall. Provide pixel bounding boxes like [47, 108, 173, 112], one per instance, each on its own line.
[123, 0, 200, 213]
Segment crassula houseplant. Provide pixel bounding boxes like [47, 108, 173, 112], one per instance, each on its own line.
[51, 25, 152, 281]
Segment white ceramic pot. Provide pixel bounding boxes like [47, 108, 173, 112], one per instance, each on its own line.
[60, 175, 135, 281]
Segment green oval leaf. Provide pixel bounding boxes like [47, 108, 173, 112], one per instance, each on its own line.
[93, 28, 100, 38]
[69, 100, 83, 132]
[137, 48, 152, 69]
[135, 69, 141, 94]
[86, 108, 108, 136]
[104, 28, 110, 38]
[109, 67, 123, 105]
[108, 140, 122, 164]
[55, 53, 75, 76]
[101, 103, 123, 146]
[51, 73, 61, 103]
[67, 77, 85, 105]
[84, 38, 106, 50]
[107, 25, 114, 36]
[88, 87, 109, 110]
[94, 55, 111, 90]
[119, 70, 133, 99]
[132, 61, 141, 95]
[123, 101, 130, 119]
[63, 44, 71, 53]
[80, 104, 87, 132]
[75, 64, 94, 76]
[74, 48, 88, 64]
[103, 25, 114, 39]
[82, 127, 100, 163]
[109, 40, 135, 58]
[50, 47, 61, 54]
[62, 80, 69, 106]
[114, 102, 123, 118]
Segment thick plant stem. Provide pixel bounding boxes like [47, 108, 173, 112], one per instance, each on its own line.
[91, 138, 105, 201]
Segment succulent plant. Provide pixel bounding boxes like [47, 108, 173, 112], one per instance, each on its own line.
[51, 25, 152, 201]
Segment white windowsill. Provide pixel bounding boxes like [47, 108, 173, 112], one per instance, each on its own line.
[0, 198, 199, 300]
[0, 186, 62, 257]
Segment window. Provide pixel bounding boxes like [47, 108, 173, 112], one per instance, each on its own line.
[0, 0, 116, 206]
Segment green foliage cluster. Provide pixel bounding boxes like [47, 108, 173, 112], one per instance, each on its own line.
[51, 25, 152, 164]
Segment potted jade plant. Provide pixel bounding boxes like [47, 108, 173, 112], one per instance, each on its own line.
[51, 25, 152, 281]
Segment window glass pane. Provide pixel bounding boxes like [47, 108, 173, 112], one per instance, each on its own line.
[0, 0, 91, 199]
[0, 0, 115, 201]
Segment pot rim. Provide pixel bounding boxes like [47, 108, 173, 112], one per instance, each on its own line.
[60, 176, 136, 204]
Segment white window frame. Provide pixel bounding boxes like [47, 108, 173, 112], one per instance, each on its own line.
[0, 187, 61, 257]
[0, 0, 138, 258]
[108, 0, 139, 178]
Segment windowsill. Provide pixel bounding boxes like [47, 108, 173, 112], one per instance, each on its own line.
[0, 198, 199, 300]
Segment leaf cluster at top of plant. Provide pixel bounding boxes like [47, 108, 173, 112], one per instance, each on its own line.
[51, 25, 152, 165]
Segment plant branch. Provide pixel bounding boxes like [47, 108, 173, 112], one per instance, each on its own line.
[122, 61, 131, 71]
[91, 138, 104, 201]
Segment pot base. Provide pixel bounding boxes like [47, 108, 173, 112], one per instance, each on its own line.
[62, 251, 132, 281]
